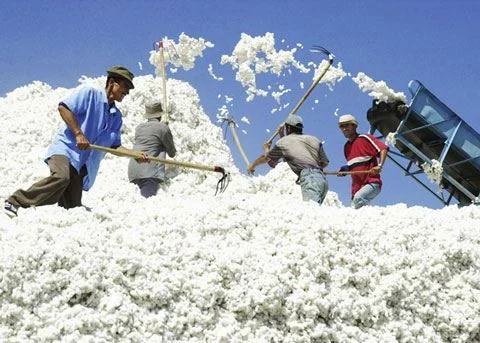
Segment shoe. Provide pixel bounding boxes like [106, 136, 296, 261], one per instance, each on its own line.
[4, 200, 18, 218]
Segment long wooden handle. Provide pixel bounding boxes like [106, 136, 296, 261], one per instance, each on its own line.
[265, 126, 282, 145]
[159, 41, 169, 124]
[228, 121, 250, 166]
[90, 144, 143, 159]
[323, 170, 376, 176]
[264, 57, 334, 145]
[290, 60, 333, 115]
[89, 144, 224, 174]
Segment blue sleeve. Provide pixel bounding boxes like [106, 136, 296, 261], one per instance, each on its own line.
[60, 86, 95, 120]
[111, 116, 123, 148]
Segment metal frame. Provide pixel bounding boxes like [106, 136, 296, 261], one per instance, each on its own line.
[371, 80, 480, 206]
[385, 150, 454, 205]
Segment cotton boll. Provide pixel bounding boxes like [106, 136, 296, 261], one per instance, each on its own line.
[149, 33, 214, 75]
[386, 132, 397, 146]
[271, 88, 291, 104]
[221, 32, 308, 101]
[236, 116, 248, 126]
[421, 159, 443, 185]
[352, 72, 407, 103]
[314, 60, 348, 92]
[208, 64, 224, 81]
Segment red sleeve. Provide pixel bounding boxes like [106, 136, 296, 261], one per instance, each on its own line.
[360, 134, 389, 155]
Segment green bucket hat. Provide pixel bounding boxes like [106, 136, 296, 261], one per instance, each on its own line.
[107, 66, 135, 89]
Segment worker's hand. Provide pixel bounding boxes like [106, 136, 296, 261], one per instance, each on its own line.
[266, 158, 278, 169]
[247, 164, 255, 175]
[337, 165, 349, 177]
[75, 132, 90, 150]
[370, 165, 382, 175]
[277, 124, 285, 138]
[135, 152, 150, 163]
[263, 142, 271, 153]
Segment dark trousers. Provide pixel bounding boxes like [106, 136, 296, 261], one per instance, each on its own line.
[131, 178, 161, 198]
[8, 155, 87, 209]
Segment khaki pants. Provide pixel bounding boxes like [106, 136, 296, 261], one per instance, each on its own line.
[8, 155, 87, 210]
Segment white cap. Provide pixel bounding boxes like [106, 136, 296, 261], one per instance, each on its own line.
[338, 114, 358, 126]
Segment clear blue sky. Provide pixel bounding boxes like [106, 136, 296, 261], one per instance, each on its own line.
[1, 0, 479, 209]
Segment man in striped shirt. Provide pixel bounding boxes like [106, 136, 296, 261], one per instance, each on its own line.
[338, 114, 388, 209]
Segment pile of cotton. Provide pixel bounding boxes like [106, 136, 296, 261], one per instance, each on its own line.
[0, 75, 479, 342]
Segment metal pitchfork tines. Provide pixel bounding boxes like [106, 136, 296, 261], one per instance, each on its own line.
[153, 38, 180, 63]
[310, 45, 335, 63]
[166, 41, 180, 62]
[214, 167, 230, 195]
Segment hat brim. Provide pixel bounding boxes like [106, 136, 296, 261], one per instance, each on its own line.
[108, 72, 135, 89]
[145, 111, 163, 119]
[339, 120, 358, 126]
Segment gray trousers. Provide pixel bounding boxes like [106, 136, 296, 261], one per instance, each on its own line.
[8, 155, 87, 210]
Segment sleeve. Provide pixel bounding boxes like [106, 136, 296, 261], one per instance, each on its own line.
[266, 144, 284, 162]
[370, 135, 389, 155]
[60, 86, 94, 119]
[318, 142, 329, 165]
[162, 126, 177, 157]
[111, 115, 123, 148]
[360, 134, 389, 155]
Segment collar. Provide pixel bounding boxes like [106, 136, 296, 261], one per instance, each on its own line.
[348, 133, 359, 142]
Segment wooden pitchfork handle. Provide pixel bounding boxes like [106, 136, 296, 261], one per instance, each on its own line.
[158, 40, 169, 125]
[227, 120, 250, 167]
[323, 170, 378, 176]
[89, 144, 225, 174]
[265, 46, 334, 145]
[90, 144, 230, 195]
[290, 51, 334, 115]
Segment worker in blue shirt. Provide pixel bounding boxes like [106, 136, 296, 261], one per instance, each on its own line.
[4, 66, 143, 218]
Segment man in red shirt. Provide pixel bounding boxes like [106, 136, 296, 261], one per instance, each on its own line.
[338, 114, 388, 208]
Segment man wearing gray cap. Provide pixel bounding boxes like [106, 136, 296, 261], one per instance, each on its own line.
[128, 101, 177, 198]
[4, 66, 139, 217]
[248, 114, 330, 205]
[338, 114, 388, 208]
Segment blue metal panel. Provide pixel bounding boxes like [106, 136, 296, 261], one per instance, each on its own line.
[370, 80, 480, 206]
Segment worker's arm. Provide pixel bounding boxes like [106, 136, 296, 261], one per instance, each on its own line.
[113, 146, 149, 163]
[58, 104, 89, 150]
[247, 154, 269, 175]
[371, 149, 388, 174]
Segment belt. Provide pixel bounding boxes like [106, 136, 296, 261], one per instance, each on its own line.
[302, 167, 323, 172]
[296, 168, 324, 184]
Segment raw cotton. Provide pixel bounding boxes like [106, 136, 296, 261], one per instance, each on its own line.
[1, 75, 479, 342]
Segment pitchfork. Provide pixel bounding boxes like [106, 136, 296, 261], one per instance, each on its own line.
[265, 45, 335, 145]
